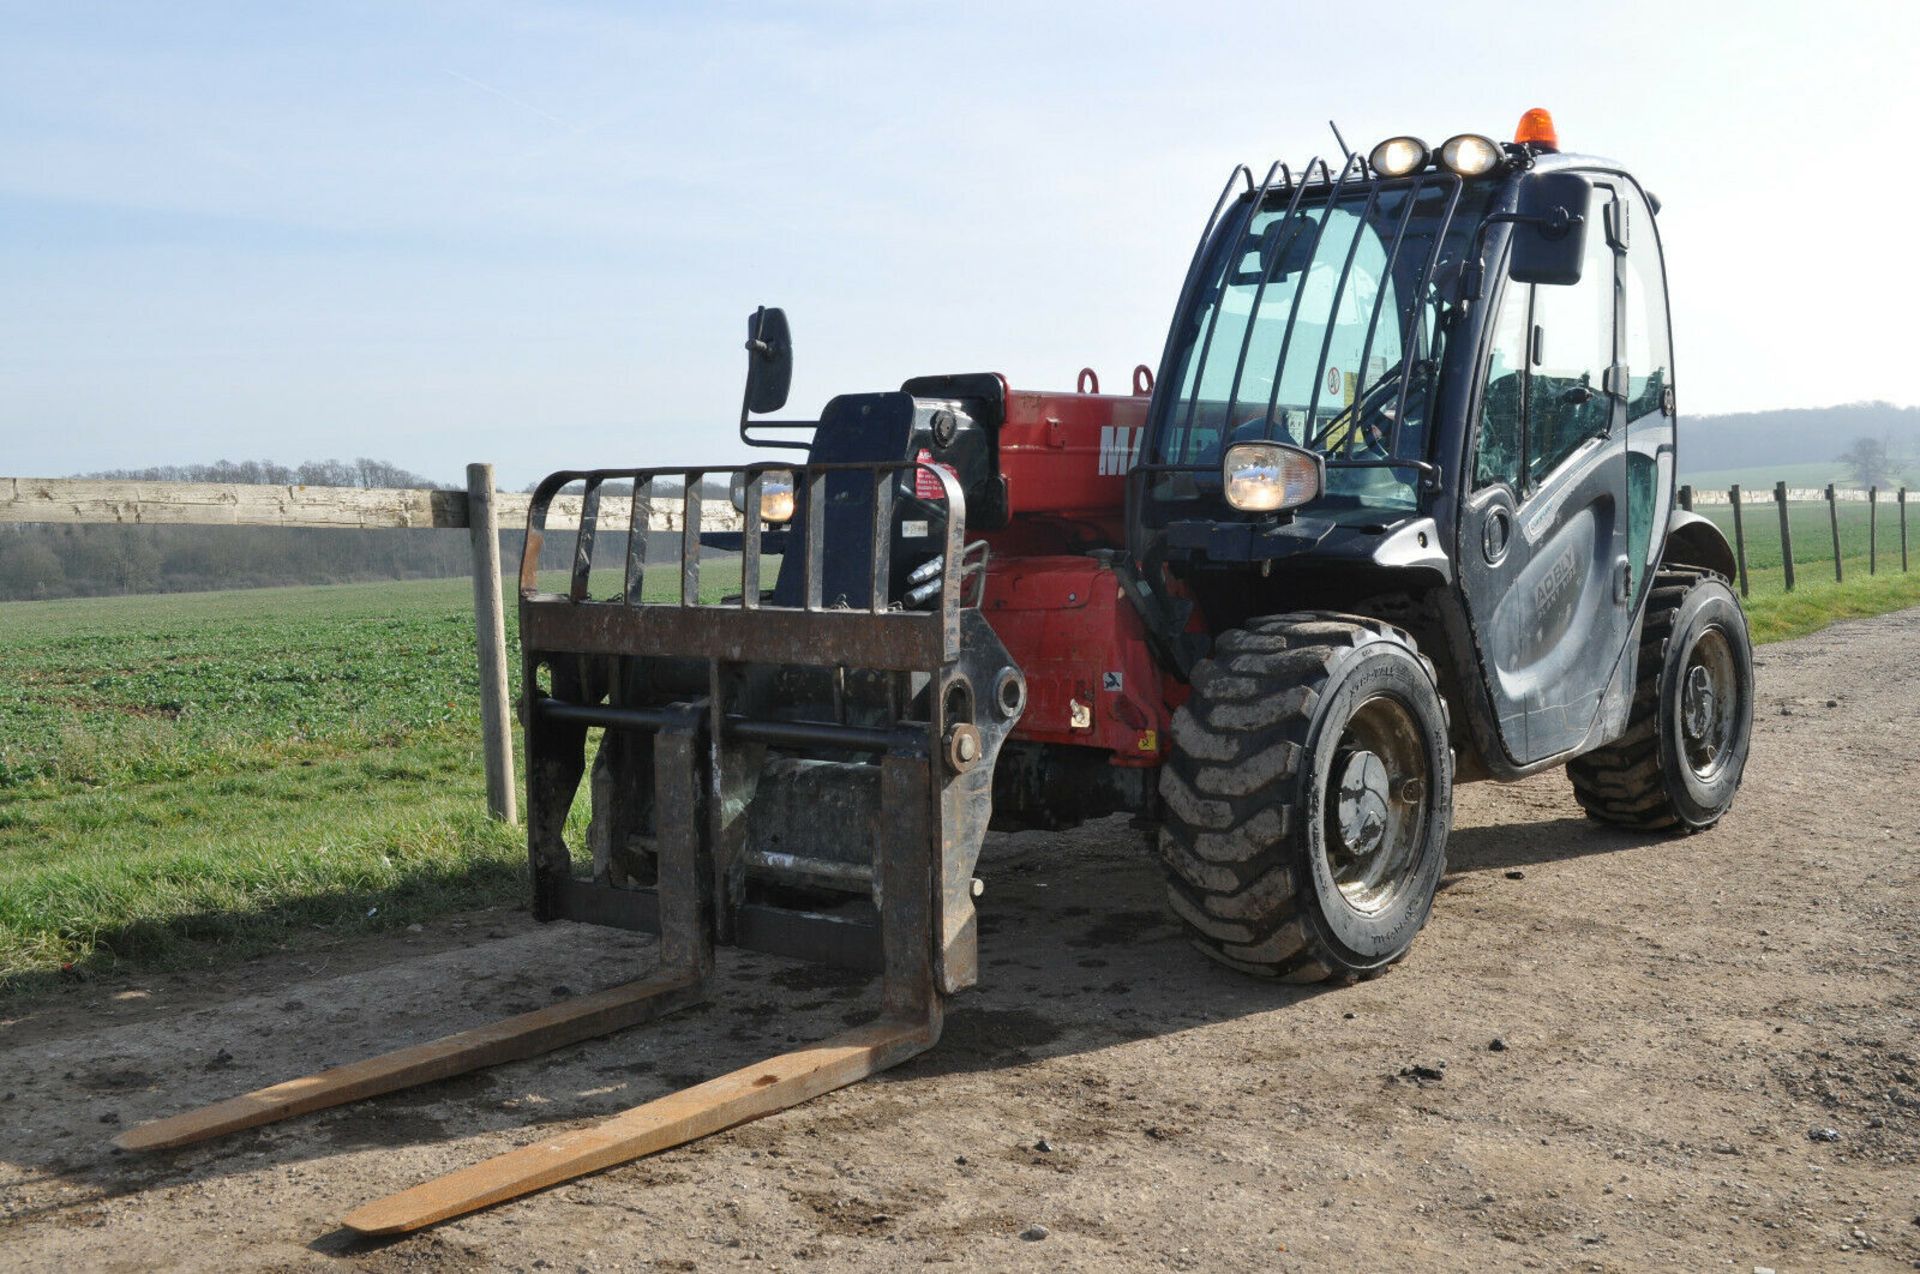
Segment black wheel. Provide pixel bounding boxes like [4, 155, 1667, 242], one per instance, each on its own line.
[1568, 570, 1753, 831]
[1159, 614, 1454, 982]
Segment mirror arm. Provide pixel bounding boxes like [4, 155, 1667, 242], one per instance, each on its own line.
[738, 374, 808, 451]
[1482, 208, 1585, 239]
[739, 413, 814, 452]
[1463, 206, 1587, 300]
[736, 361, 756, 445]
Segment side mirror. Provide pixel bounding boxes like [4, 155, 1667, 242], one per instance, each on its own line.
[1507, 172, 1593, 286]
[743, 306, 792, 415]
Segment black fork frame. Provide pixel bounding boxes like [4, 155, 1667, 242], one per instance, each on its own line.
[517, 458, 1009, 1008]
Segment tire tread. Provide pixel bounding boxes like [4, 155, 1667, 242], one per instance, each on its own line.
[1158, 612, 1445, 981]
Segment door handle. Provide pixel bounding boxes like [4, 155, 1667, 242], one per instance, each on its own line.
[1482, 507, 1514, 565]
[1613, 555, 1631, 604]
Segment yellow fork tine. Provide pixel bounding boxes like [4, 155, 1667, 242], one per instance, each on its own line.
[341, 1015, 936, 1236]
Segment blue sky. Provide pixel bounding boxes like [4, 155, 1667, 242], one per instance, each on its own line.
[2, 0, 1915, 487]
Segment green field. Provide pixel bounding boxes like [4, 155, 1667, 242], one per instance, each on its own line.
[0, 565, 759, 997]
[0, 580, 522, 997]
[3, 537, 1916, 997]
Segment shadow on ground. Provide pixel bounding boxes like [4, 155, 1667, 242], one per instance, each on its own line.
[1445, 812, 1661, 877]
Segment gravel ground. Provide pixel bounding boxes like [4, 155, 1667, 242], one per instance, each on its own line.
[2, 607, 1917, 1272]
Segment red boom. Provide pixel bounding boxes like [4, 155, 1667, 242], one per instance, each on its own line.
[975, 369, 1182, 768]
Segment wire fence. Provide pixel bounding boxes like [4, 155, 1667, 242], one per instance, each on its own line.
[1677, 482, 1909, 597]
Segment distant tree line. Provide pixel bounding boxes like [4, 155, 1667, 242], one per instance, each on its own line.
[0, 458, 517, 602]
[87, 457, 436, 490]
[1690, 400, 1920, 472]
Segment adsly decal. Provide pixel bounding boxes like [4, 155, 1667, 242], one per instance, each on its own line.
[1527, 544, 1581, 651]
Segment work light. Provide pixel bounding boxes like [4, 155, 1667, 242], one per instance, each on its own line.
[1222, 442, 1323, 513]
[1439, 133, 1503, 177]
[1368, 136, 1430, 179]
[729, 469, 796, 523]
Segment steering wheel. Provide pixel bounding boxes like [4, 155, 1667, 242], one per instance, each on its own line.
[1308, 362, 1429, 457]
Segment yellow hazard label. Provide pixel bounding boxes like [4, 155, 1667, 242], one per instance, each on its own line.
[1138, 729, 1158, 752]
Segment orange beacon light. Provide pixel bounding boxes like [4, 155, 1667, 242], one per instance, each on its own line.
[1514, 108, 1559, 151]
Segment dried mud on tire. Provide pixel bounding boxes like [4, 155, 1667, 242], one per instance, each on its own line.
[3, 608, 1918, 1272]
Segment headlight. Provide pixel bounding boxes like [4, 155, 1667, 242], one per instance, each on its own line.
[1222, 442, 1323, 513]
[729, 469, 796, 523]
[1368, 135, 1430, 179]
[1439, 133, 1503, 177]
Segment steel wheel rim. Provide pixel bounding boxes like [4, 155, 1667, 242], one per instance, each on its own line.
[1322, 694, 1429, 915]
[1680, 624, 1738, 782]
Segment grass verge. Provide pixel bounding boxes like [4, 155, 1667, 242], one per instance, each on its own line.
[1739, 565, 1920, 644]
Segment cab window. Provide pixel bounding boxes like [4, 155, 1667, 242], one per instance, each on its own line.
[1474, 289, 1529, 489]
[1621, 186, 1672, 421]
[1525, 215, 1614, 483]
[1471, 187, 1618, 494]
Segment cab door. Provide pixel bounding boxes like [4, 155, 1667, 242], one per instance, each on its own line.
[1616, 181, 1676, 611]
[1456, 187, 1633, 765]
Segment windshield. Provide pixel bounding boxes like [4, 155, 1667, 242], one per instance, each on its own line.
[1150, 174, 1490, 515]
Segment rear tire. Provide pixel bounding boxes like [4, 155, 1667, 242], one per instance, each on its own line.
[1568, 570, 1753, 831]
[1158, 614, 1453, 982]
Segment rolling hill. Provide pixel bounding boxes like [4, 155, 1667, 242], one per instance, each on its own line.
[1682, 401, 1920, 485]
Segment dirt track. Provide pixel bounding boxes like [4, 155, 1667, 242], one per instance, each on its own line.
[3, 609, 1917, 1272]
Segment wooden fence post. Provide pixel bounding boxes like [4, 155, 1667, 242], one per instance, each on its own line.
[1902, 488, 1910, 574]
[1775, 481, 1795, 592]
[1869, 486, 1877, 575]
[1728, 484, 1749, 597]
[1826, 483, 1843, 583]
[467, 463, 517, 825]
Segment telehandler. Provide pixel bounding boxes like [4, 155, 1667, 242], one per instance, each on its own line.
[119, 109, 1753, 1234]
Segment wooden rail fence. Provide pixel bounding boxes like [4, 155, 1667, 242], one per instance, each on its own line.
[1, 471, 742, 824]
[1677, 482, 1909, 597]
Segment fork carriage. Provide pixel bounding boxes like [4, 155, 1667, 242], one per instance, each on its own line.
[117, 456, 1028, 1235]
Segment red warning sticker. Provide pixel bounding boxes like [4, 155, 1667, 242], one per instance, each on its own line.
[914, 448, 958, 501]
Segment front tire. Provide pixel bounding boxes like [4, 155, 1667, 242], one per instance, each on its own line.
[1159, 615, 1454, 982]
[1568, 570, 1753, 831]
